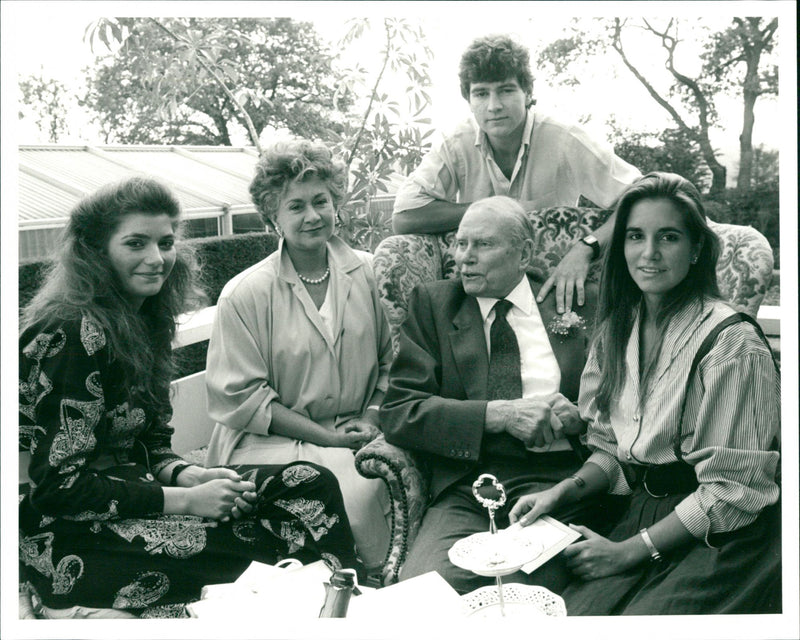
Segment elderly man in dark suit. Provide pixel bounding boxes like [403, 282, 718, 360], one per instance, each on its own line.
[381, 195, 606, 595]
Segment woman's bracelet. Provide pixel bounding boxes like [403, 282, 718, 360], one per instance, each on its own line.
[639, 528, 663, 562]
[169, 463, 192, 486]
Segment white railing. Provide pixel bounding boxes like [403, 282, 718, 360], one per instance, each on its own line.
[170, 306, 218, 455]
[174, 305, 217, 348]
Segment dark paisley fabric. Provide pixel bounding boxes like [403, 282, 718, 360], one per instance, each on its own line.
[363, 206, 774, 585]
[19, 315, 361, 614]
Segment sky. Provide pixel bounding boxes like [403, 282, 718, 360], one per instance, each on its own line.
[1, 2, 798, 639]
[5, 1, 788, 166]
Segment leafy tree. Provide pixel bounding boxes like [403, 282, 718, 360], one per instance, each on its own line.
[329, 18, 435, 250]
[703, 18, 778, 190]
[84, 16, 435, 252]
[537, 17, 779, 196]
[713, 144, 779, 255]
[19, 69, 71, 142]
[609, 121, 710, 189]
[83, 18, 348, 147]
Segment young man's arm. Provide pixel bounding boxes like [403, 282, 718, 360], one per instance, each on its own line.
[391, 130, 467, 234]
[536, 213, 615, 313]
[535, 131, 639, 312]
[392, 200, 470, 235]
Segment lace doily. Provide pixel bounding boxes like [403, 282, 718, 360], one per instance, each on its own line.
[448, 530, 543, 577]
[461, 584, 567, 618]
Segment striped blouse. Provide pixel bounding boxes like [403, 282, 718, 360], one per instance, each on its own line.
[578, 298, 780, 541]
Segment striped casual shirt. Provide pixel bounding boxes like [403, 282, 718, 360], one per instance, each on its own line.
[578, 298, 780, 541]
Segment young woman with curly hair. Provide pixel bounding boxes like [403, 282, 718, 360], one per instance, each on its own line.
[19, 176, 362, 617]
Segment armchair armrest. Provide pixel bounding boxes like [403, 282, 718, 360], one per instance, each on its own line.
[708, 219, 774, 317]
[355, 434, 431, 586]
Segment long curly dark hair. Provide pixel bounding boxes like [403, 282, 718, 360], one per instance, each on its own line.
[20, 176, 206, 413]
[593, 172, 721, 417]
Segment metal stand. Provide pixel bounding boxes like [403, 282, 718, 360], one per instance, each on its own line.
[471, 473, 508, 616]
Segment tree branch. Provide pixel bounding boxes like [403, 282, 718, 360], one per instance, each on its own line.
[640, 19, 715, 135]
[150, 18, 262, 153]
[612, 19, 694, 135]
[346, 19, 393, 171]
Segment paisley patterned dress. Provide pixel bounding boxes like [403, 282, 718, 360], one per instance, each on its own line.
[19, 315, 362, 616]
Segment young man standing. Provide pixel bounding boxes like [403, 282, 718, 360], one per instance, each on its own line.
[392, 34, 641, 312]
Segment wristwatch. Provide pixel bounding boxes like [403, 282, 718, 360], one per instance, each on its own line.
[580, 234, 601, 260]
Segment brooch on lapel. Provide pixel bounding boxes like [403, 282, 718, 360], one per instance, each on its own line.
[547, 311, 586, 341]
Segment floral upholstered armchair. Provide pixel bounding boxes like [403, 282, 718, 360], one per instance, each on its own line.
[354, 206, 775, 587]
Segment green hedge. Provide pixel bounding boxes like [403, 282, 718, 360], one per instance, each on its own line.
[19, 259, 50, 311]
[192, 232, 279, 304]
[703, 189, 779, 269]
[173, 340, 211, 380]
[19, 232, 279, 379]
[18, 231, 279, 310]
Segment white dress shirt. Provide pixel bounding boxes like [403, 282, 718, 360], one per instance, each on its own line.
[477, 277, 570, 452]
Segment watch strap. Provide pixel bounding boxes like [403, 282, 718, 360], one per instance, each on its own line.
[580, 236, 601, 260]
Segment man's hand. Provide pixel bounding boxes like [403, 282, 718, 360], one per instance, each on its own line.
[485, 399, 554, 448]
[545, 392, 585, 436]
[536, 241, 593, 313]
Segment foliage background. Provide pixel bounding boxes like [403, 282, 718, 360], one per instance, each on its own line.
[14, 12, 787, 264]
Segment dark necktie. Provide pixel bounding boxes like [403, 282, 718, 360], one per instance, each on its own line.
[486, 299, 522, 400]
[482, 299, 526, 462]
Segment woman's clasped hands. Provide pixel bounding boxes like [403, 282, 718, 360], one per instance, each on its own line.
[337, 417, 381, 451]
[179, 465, 258, 522]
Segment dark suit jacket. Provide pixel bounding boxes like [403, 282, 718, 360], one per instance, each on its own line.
[381, 275, 597, 502]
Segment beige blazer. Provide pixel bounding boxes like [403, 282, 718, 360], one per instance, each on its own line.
[205, 236, 392, 464]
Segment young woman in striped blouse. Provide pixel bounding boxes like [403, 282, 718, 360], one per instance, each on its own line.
[509, 172, 781, 615]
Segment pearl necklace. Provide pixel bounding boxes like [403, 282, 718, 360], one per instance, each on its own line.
[296, 266, 330, 285]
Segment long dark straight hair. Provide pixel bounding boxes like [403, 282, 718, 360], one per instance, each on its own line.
[21, 176, 206, 413]
[593, 172, 721, 417]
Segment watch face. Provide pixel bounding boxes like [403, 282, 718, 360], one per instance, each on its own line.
[581, 235, 600, 258]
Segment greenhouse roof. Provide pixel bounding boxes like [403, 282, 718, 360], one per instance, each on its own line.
[18, 145, 261, 228]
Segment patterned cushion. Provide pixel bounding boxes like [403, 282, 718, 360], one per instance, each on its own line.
[373, 234, 444, 356]
[364, 206, 774, 585]
[374, 207, 611, 353]
[709, 219, 774, 316]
